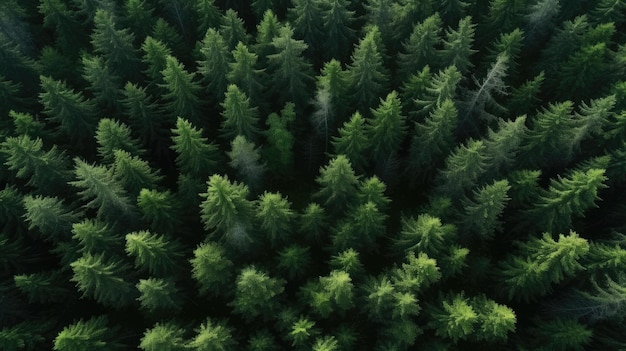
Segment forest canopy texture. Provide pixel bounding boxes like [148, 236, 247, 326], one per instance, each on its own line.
[2, 0, 626, 350]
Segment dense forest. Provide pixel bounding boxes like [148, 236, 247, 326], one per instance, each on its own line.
[2, 0, 626, 349]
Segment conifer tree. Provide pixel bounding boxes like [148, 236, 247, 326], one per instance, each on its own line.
[136, 278, 182, 312]
[438, 0, 469, 26]
[112, 150, 163, 196]
[287, 316, 319, 347]
[13, 270, 70, 304]
[91, 8, 140, 80]
[524, 0, 560, 45]
[499, 231, 590, 302]
[72, 218, 122, 254]
[121, 82, 167, 148]
[151, 18, 187, 61]
[397, 14, 443, 79]
[347, 26, 388, 111]
[141, 36, 172, 87]
[392, 251, 441, 294]
[277, 245, 311, 280]
[123, 0, 156, 43]
[220, 9, 249, 50]
[439, 16, 477, 75]
[193, 0, 221, 37]
[407, 98, 458, 178]
[160, 55, 202, 125]
[331, 201, 386, 253]
[70, 253, 135, 307]
[299, 203, 328, 244]
[95, 118, 145, 164]
[227, 42, 265, 107]
[289, 0, 324, 58]
[231, 266, 285, 320]
[320, 0, 356, 61]
[435, 139, 489, 199]
[394, 214, 457, 258]
[316, 59, 349, 121]
[139, 323, 187, 351]
[479, 0, 527, 43]
[23, 195, 80, 244]
[38, 0, 85, 56]
[254, 9, 282, 65]
[507, 72, 544, 117]
[530, 318, 593, 351]
[264, 102, 295, 175]
[188, 318, 237, 351]
[331, 112, 370, 172]
[1, 134, 71, 192]
[137, 189, 183, 234]
[256, 191, 294, 246]
[70, 158, 138, 224]
[190, 241, 234, 297]
[427, 293, 478, 342]
[220, 84, 261, 141]
[200, 174, 255, 246]
[53, 316, 122, 351]
[196, 28, 231, 101]
[171, 117, 220, 179]
[39, 75, 97, 146]
[414, 65, 463, 117]
[367, 91, 407, 162]
[459, 179, 511, 239]
[227, 135, 265, 188]
[81, 54, 122, 113]
[268, 25, 314, 107]
[315, 155, 360, 214]
[125, 230, 184, 276]
[0, 320, 47, 351]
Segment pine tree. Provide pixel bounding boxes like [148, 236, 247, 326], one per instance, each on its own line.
[193, 0, 221, 37]
[407, 98, 458, 178]
[72, 218, 122, 254]
[70, 253, 135, 307]
[299, 203, 328, 244]
[459, 179, 511, 239]
[0, 321, 47, 351]
[81, 54, 122, 114]
[347, 26, 388, 111]
[256, 191, 294, 246]
[289, 0, 324, 57]
[434, 139, 489, 199]
[320, 0, 356, 61]
[316, 59, 349, 121]
[557, 42, 612, 101]
[397, 14, 442, 78]
[188, 318, 237, 351]
[264, 102, 295, 175]
[392, 251, 441, 294]
[200, 174, 255, 246]
[171, 117, 220, 178]
[137, 278, 182, 312]
[137, 189, 183, 234]
[438, 0, 469, 26]
[23, 195, 80, 244]
[197, 28, 231, 101]
[227, 42, 265, 107]
[315, 155, 360, 214]
[190, 241, 234, 297]
[499, 231, 590, 302]
[427, 293, 478, 342]
[267, 25, 314, 107]
[141, 36, 172, 87]
[254, 9, 282, 65]
[95, 118, 145, 164]
[1, 134, 71, 192]
[121, 82, 168, 148]
[524, 0, 560, 45]
[590, 0, 626, 26]
[479, 0, 528, 44]
[39, 75, 97, 146]
[219, 9, 249, 50]
[524, 168, 607, 233]
[367, 91, 407, 162]
[151, 17, 188, 61]
[482, 114, 530, 176]
[220, 84, 261, 141]
[227, 135, 266, 188]
[530, 318, 593, 351]
[125, 230, 184, 277]
[414, 65, 463, 117]
[277, 245, 311, 280]
[70, 158, 138, 224]
[123, 0, 156, 43]
[38, 0, 85, 56]
[393, 214, 457, 258]
[331, 201, 386, 253]
[439, 16, 477, 75]
[331, 112, 370, 172]
[91, 8, 140, 80]
[364, 0, 396, 48]
[13, 270, 70, 304]
[54, 316, 122, 351]
[231, 266, 285, 320]
[507, 72, 544, 118]
[139, 323, 187, 351]
[112, 150, 163, 196]
[160, 55, 202, 125]
[287, 316, 319, 347]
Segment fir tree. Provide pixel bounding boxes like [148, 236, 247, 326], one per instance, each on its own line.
[227, 135, 266, 188]
[91, 8, 140, 80]
[393, 214, 457, 258]
[220, 84, 261, 141]
[136, 278, 182, 312]
[264, 102, 296, 175]
[111, 150, 163, 196]
[160, 55, 202, 125]
[320, 0, 356, 61]
[81, 54, 121, 113]
[170, 117, 220, 179]
[123, 0, 156, 43]
[439, 16, 477, 75]
[141, 36, 172, 87]
[13, 270, 70, 304]
[414, 65, 463, 117]
[54, 316, 122, 351]
[188, 318, 237, 351]
[219, 9, 249, 50]
[23, 195, 80, 244]
[331, 112, 370, 172]
[190, 241, 234, 297]
[256, 191, 295, 246]
[347, 26, 388, 111]
[254, 9, 282, 65]
[70, 253, 135, 307]
[397, 14, 443, 79]
[125, 230, 184, 277]
[38, 0, 85, 56]
[277, 245, 311, 280]
[196, 28, 231, 101]
[231, 266, 285, 320]
[289, 0, 324, 58]
[507, 72, 544, 118]
[227, 42, 265, 107]
[137, 189, 183, 234]
[367, 91, 407, 162]
[139, 323, 187, 351]
[435, 139, 489, 199]
[299, 203, 328, 244]
[459, 179, 511, 239]
[95, 118, 144, 164]
[315, 155, 360, 214]
[193, 0, 221, 37]
[121, 82, 168, 148]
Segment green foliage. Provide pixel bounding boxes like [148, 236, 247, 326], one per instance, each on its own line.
[264, 103, 295, 174]
[459, 179, 511, 239]
[392, 251, 441, 294]
[95, 118, 144, 164]
[121, 82, 167, 146]
[142, 36, 172, 85]
[229, 43, 265, 105]
[277, 245, 311, 280]
[289, 0, 324, 54]
[499, 232, 590, 302]
[171, 117, 220, 178]
[220, 84, 261, 141]
[137, 189, 183, 233]
[299, 203, 328, 244]
[220, 9, 249, 50]
[72, 218, 121, 254]
[331, 201, 386, 253]
[530, 318, 592, 351]
[136, 278, 181, 312]
[188, 318, 237, 351]
[435, 139, 489, 198]
[331, 112, 369, 172]
[347, 26, 388, 110]
[227, 135, 265, 188]
[197, 28, 231, 101]
[367, 91, 407, 161]
[160, 55, 202, 124]
[439, 16, 477, 75]
[70, 253, 134, 307]
[14, 270, 70, 304]
[415, 65, 462, 117]
[54, 316, 121, 351]
[256, 191, 295, 246]
[139, 323, 187, 351]
[112, 150, 162, 196]
[190, 241, 234, 296]
[125, 230, 183, 276]
[315, 155, 360, 213]
[0, 321, 47, 351]
[91, 9, 139, 80]
[81, 54, 121, 112]
[320, 0, 356, 61]
[398, 13, 442, 78]
[23, 195, 80, 243]
[394, 213, 457, 257]
[231, 266, 285, 320]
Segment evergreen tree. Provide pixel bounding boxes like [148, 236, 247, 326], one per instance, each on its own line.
[197, 28, 231, 101]
[231, 266, 285, 320]
[112, 150, 163, 196]
[227, 135, 266, 188]
[171, 117, 220, 179]
[438, 16, 477, 75]
[121, 82, 168, 149]
[139, 323, 187, 351]
[347, 26, 388, 111]
[151, 18, 188, 61]
[54, 316, 122, 351]
[414, 65, 463, 117]
[200, 174, 255, 246]
[23, 195, 80, 244]
[479, 0, 528, 44]
[219, 9, 249, 50]
[70, 253, 135, 307]
[437, 0, 469, 26]
[72, 218, 122, 255]
[499, 232, 590, 302]
[529, 318, 593, 351]
[136, 278, 182, 312]
[188, 318, 237, 351]
[13, 270, 70, 304]
[81, 54, 122, 113]
[123, 0, 156, 43]
[160, 55, 202, 125]
[459, 179, 511, 239]
[0, 321, 47, 351]
[320, 0, 356, 61]
[264, 102, 295, 175]
[227, 42, 265, 107]
[277, 245, 311, 280]
[125, 230, 184, 276]
[435, 139, 489, 199]
[193, 0, 221, 37]
[524, 0, 560, 45]
[480, 116, 528, 179]
[287, 316, 319, 347]
[393, 214, 457, 258]
[397, 14, 443, 79]
[316, 59, 349, 121]
[220, 84, 261, 141]
[141, 36, 172, 87]
[254, 9, 282, 65]
[39, 75, 97, 146]
[299, 203, 328, 244]
[1, 134, 71, 192]
[427, 293, 478, 342]
[392, 251, 441, 294]
[315, 155, 360, 214]
[38, 0, 85, 56]
[331, 201, 386, 253]
[91, 8, 140, 80]
[137, 189, 184, 234]
[331, 112, 370, 172]
[190, 241, 234, 297]
[367, 91, 407, 162]
[256, 191, 294, 246]
[289, 0, 324, 58]
[95, 118, 145, 164]
[268, 25, 314, 106]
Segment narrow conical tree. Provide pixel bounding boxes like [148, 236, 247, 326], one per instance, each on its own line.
[434, 139, 489, 199]
[315, 155, 360, 214]
[141, 36, 172, 87]
[193, 0, 221, 37]
[187, 318, 237, 351]
[23, 195, 80, 244]
[331, 111, 370, 172]
[170, 117, 220, 179]
[459, 179, 511, 239]
[438, 16, 477, 75]
[256, 191, 295, 247]
[160, 55, 202, 125]
[220, 84, 261, 141]
[70, 253, 135, 307]
[125, 230, 184, 277]
[414, 65, 463, 117]
[136, 278, 182, 312]
[227, 42, 265, 107]
[81, 54, 122, 113]
[347, 26, 388, 111]
[190, 241, 234, 297]
[123, 0, 156, 43]
[139, 323, 187, 351]
[91, 8, 139, 80]
[366, 91, 407, 162]
[112, 150, 163, 196]
[289, 0, 324, 57]
[227, 135, 266, 188]
[54, 316, 122, 351]
[264, 102, 296, 175]
[220, 9, 249, 50]
[137, 189, 183, 234]
[397, 14, 443, 78]
[121, 82, 168, 148]
[231, 266, 285, 320]
[320, 0, 356, 61]
[72, 218, 122, 254]
[95, 118, 145, 164]
[197, 28, 231, 101]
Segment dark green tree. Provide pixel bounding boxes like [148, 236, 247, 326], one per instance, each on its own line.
[72, 218, 122, 254]
[227, 135, 266, 188]
[197, 28, 231, 101]
[393, 214, 457, 258]
[125, 230, 184, 276]
[438, 16, 477, 75]
[13, 270, 70, 304]
[160, 55, 202, 125]
[414, 65, 462, 117]
[139, 323, 187, 351]
[277, 245, 311, 280]
[228, 42, 265, 107]
[256, 191, 295, 246]
[220, 84, 261, 141]
[397, 14, 443, 79]
[231, 266, 285, 320]
[459, 179, 511, 239]
[136, 278, 182, 313]
[53, 316, 122, 351]
[264, 102, 296, 175]
[81, 54, 121, 113]
[38, 0, 85, 55]
[299, 203, 328, 244]
[171, 117, 220, 178]
[187, 318, 237, 351]
[23, 195, 80, 244]
[193, 0, 221, 37]
[219, 9, 249, 50]
[320, 0, 356, 61]
[190, 241, 234, 297]
[434, 139, 489, 199]
[91, 8, 140, 80]
[331, 111, 370, 172]
[70, 253, 135, 307]
[141, 36, 172, 87]
[123, 0, 156, 43]
[289, 0, 324, 57]
[137, 189, 183, 234]
[121, 82, 168, 149]
[529, 318, 592, 351]
[347, 26, 388, 111]
[366, 91, 407, 162]
[112, 150, 163, 196]
[315, 155, 360, 214]
[95, 118, 145, 164]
